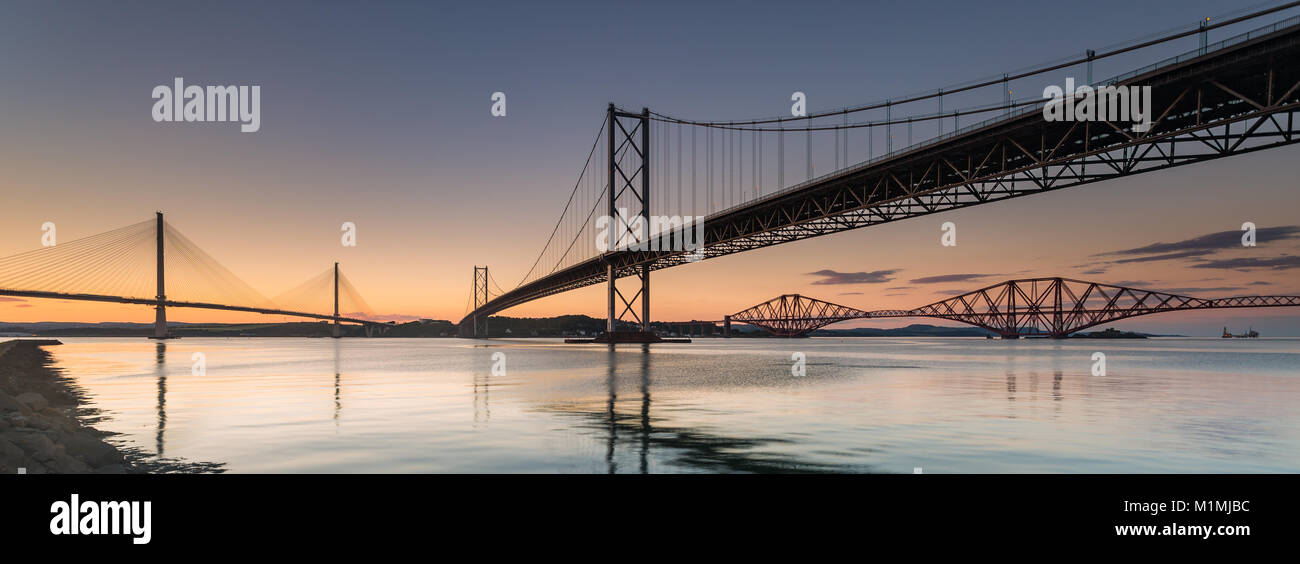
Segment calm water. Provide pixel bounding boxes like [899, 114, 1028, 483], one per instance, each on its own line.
[34, 336, 1300, 473]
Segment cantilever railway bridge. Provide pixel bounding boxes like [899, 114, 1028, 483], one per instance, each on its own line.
[726, 278, 1300, 338]
[460, 9, 1300, 340]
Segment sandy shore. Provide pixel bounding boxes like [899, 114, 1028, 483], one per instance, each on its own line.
[0, 339, 133, 474]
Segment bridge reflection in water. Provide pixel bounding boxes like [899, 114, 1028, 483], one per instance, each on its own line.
[536, 345, 868, 474]
[46, 337, 1297, 473]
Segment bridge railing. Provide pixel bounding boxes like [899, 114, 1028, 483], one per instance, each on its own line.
[1108, 15, 1300, 86]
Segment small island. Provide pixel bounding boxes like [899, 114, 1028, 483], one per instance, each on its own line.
[1069, 328, 1148, 339]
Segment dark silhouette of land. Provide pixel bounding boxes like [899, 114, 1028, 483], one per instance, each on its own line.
[0, 318, 1176, 338]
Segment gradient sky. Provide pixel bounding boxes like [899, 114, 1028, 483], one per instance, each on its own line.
[2, 0, 1299, 335]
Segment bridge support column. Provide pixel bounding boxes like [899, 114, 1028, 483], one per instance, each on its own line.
[640, 263, 650, 332]
[332, 262, 341, 339]
[597, 105, 660, 345]
[473, 266, 489, 338]
[724, 315, 731, 338]
[153, 303, 167, 339]
[150, 211, 171, 340]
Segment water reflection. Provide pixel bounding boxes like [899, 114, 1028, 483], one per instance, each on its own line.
[47, 337, 1300, 473]
[572, 344, 865, 474]
[473, 354, 492, 424]
[154, 341, 166, 456]
[637, 345, 650, 475]
[132, 341, 224, 473]
[1006, 371, 1016, 409]
[333, 341, 342, 424]
[604, 346, 618, 474]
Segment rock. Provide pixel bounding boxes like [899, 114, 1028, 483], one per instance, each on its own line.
[50, 416, 78, 434]
[14, 392, 48, 411]
[8, 430, 57, 462]
[0, 438, 27, 472]
[49, 452, 90, 473]
[65, 435, 123, 467]
[0, 391, 21, 412]
[48, 452, 90, 473]
[93, 463, 127, 474]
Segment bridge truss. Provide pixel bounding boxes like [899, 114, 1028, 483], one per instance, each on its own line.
[729, 278, 1300, 338]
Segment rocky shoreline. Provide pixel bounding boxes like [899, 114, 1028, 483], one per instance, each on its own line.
[0, 340, 133, 474]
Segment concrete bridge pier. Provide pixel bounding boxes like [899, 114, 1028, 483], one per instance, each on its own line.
[150, 211, 174, 340]
[331, 262, 342, 339]
[153, 303, 168, 339]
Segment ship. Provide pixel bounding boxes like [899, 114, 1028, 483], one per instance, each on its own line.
[1222, 326, 1260, 338]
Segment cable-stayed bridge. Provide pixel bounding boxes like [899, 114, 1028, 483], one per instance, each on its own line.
[460, 8, 1300, 341]
[727, 278, 1300, 338]
[0, 212, 389, 338]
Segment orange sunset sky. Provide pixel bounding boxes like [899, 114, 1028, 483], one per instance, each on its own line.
[2, 1, 1299, 335]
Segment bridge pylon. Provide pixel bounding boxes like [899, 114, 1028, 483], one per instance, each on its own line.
[149, 211, 173, 340]
[472, 266, 489, 337]
[598, 105, 660, 345]
[332, 261, 341, 338]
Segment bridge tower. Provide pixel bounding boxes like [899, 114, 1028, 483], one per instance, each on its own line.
[472, 266, 489, 337]
[150, 211, 170, 340]
[599, 104, 658, 344]
[332, 261, 341, 338]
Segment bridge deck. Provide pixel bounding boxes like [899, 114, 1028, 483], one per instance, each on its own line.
[0, 289, 382, 326]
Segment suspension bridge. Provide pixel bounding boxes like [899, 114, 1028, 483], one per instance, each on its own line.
[459, 7, 1300, 342]
[726, 278, 1300, 338]
[0, 212, 389, 338]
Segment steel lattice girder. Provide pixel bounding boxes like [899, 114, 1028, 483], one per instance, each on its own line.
[730, 294, 874, 336]
[460, 23, 1300, 326]
[730, 278, 1300, 337]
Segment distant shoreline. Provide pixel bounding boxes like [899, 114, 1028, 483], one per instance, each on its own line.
[4, 319, 1275, 339]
